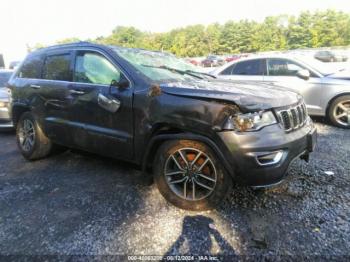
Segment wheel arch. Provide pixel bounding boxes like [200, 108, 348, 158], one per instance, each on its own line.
[326, 92, 350, 116]
[142, 131, 235, 179]
[11, 104, 31, 128]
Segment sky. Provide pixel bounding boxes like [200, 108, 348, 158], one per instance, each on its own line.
[1, 0, 349, 66]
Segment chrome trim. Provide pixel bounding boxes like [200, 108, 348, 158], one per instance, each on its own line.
[277, 102, 308, 132]
[16, 47, 133, 90]
[30, 84, 41, 89]
[247, 150, 285, 166]
[0, 122, 13, 128]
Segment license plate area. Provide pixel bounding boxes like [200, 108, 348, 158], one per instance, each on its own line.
[307, 128, 317, 152]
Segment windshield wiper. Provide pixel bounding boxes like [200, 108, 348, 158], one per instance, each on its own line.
[141, 64, 204, 79]
[185, 70, 217, 79]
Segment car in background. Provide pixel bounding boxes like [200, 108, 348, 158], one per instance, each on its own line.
[201, 55, 225, 67]
[225, 55, 240, 63]
[9, 61, 21, 70]
[213, 54, 350, 128]
[314, 50, 347, 62]
[0, 70, 14, 130]
[0, 54, 5, 68]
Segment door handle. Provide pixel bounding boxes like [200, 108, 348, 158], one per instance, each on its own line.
[30, 84, 41, 89]
[70, 89, 85, 95]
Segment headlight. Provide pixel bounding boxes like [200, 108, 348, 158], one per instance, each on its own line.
[223, 111, 277, 132]
[0, 101, 9, 108]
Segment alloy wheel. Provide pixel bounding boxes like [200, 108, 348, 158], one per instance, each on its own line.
[18, 119, 36, 152]
[164, 148, 217, 201]
[333, 100, 350, 127]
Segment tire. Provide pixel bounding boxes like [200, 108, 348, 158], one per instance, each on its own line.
[328, 95, 350, 129]
[16, 112, 53, 160]
[153, 139, 232, 211]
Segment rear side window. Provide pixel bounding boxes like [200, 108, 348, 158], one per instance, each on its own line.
[18, 56, 43, 79]
[219, 65, 235, 75]
[43, 54, 72, 81]
[232, 60, 265, 75]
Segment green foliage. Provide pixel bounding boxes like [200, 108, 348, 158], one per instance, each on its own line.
[54, 9, 350, 57]
[56, 37, 81, 44]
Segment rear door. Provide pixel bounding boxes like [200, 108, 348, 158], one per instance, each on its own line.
[68, 49, 134, 160]
[217, 59, 265, 82]
[37, 51, 75, 145]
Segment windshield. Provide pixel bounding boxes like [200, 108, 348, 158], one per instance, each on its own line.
[0, 72, 12, 87]
[294, 55, 343, 76]
[111, 47, 203, 81]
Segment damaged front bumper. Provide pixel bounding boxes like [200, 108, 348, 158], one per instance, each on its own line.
[216, 117, 317, 187]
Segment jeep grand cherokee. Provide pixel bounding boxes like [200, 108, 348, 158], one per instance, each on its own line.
[8, 42, 317, 210]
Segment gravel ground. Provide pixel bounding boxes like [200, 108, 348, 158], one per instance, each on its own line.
[0, 120, 349, 260]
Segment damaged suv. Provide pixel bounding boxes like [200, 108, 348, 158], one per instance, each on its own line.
[8, 42, 316, 210]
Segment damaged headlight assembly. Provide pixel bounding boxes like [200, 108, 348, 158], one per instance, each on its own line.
[223, 111, 277, 132]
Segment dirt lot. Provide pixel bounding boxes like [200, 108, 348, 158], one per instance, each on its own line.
[0, 120, 349, 260]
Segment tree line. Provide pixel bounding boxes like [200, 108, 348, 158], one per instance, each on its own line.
[54, 9, 350, 57]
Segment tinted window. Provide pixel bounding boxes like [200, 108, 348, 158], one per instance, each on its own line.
[43, 54, 71, 81]
[18, 56, 43, 79]
[0, 72, 12, 86]
[232, 60, 265, 75]
[267, 59, 305, 76]
[220, 65, 234, 75]
[74, 52, 121, 85]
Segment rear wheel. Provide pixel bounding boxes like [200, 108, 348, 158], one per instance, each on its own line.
[153, 140, 231, 211]
[328, 95, 350, 129]
[16, 112, 53, 160]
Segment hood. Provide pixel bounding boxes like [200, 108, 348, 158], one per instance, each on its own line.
[160, 79, 301, 111]
[328, 69, 350, 81]
[0, 88, 10, 100]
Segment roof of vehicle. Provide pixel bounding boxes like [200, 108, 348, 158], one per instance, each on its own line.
[30, 41, 172, 57]
[212, 53, 315, 74]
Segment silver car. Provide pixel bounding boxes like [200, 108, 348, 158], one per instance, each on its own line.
[213, 55, 350, 128]
[0, 70, 14, 130]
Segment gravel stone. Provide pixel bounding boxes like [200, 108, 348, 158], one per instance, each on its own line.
[0, 121, 349, 259]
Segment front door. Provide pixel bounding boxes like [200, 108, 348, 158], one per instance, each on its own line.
[68, 50, 134, 160]
[263, 58, 323, 114]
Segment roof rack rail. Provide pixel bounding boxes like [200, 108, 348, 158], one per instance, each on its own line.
[37, 41, 94, 51]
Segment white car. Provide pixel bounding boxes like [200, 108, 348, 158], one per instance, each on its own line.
[212, 54, 350, 128]
[0, 70, 14, 130]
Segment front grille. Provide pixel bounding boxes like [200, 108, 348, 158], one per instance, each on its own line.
[277, 103, 307, 132]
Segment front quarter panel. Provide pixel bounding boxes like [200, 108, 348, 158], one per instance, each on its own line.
[132, 85, 240, 164]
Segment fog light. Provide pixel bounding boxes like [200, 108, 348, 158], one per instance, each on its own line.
[248, 150, 284, 166]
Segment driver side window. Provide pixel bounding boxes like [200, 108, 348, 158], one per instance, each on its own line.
[74, 51, 121, 85]
[267, 59, 305, 76]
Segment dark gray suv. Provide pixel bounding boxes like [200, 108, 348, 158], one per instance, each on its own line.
[8, 42, 317, 210]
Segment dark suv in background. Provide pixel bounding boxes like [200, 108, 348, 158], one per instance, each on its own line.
[8, 42, 316, 210]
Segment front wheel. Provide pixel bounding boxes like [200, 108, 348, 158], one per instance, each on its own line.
[153, 140, 232, 211]
[16, 112, 53, 160]
[328, 95, 350, 129]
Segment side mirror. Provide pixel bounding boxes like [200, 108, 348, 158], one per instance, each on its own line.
[109, 79, 129, 94]
[296, 69, 310, 81]
[117, 78, 129, 89]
